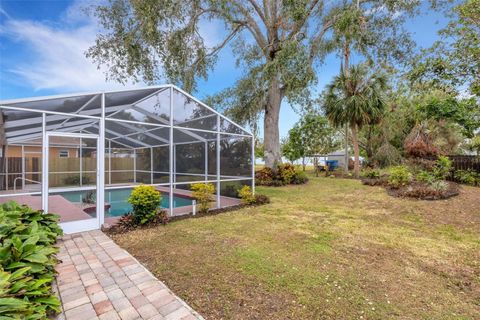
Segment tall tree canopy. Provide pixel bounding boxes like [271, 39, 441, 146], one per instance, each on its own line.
[409, 0, 480, 96]
[87, 0, 422, 168]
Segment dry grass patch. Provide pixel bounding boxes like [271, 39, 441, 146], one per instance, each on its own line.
[111, 174, 480, 319]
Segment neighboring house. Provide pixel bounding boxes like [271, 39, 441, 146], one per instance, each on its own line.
[5, 136, 84, 158]
[0, 137, 86, 190]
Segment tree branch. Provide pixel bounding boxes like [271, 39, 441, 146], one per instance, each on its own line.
[232, 2, 269, 55]
[308, 18, 335, 64]
[286, 0, 321, 41]
[190, 24, 244, 69]
[247, 0, 268, 26]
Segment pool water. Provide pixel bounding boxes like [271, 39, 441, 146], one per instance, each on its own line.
[56, 188, 192, 217]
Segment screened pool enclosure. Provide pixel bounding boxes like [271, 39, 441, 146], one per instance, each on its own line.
[0, 85, 254, 233]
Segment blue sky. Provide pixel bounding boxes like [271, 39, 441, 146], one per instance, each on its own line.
[0, 0, 449, 138]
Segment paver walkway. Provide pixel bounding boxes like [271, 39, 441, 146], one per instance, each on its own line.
[54, 230, 202, 320]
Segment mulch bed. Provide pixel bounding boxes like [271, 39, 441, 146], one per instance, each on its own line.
[387, 181, 460, 200]
[361, 178, 460, 200]
[103, 201, 269, 235]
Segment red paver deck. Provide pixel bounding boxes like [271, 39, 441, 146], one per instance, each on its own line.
[54, 230, 202, 320]
[0, 195, 92, 222]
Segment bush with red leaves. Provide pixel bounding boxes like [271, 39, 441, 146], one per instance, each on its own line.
[404, 123, 438, 158]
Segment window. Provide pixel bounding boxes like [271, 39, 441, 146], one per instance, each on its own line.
[59, 150, 69, 158]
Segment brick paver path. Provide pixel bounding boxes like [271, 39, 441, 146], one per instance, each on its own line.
[54, 230, 202, 320]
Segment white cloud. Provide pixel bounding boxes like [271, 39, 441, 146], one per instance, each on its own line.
[0, 1, 142, 92]
[0, 0, 226, 93]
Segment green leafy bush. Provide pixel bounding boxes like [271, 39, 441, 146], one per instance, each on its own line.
[291, 171, 309, 184]
[416, 170, 436, 184]
[433, 156, 452, 180]
[388, 165, 412, 188]
[238, 186, 256, 205]
[362, 168, 381, 179]
[191, 183, 215, 213]
[0, 201, 63, 319]
[223, 183, 240, 197]
[454, 169, 479, 186]
[128, 185, 161, 224]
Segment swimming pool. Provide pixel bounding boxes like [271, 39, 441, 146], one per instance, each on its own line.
[55, 188, 193, 217]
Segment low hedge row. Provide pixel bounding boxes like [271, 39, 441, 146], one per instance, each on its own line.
[0, 201, 63, 319]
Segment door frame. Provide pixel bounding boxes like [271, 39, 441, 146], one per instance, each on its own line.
[43, 131, 103, 234]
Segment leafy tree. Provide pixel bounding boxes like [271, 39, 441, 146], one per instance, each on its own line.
[254, 139, 265, 160]
[324, 64, 387, 177]
[409, 0, 480, 96]
[467, 135, 480, 155]
[417, 92, 480, 138]
[282, 112, 339, 171]
[87, 0, 422, 168]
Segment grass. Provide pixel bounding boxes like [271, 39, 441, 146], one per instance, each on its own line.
[111, 173, 480, 319]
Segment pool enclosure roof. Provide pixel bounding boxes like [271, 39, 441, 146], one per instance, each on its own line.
[0, 85, 252, 147]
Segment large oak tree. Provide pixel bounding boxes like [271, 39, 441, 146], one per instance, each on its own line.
[87, 0, 420, 168]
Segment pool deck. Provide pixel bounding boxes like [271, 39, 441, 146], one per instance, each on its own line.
[0, 194, 92, 222]
[54, 230, 202, 320]
[0, 187, 242, 226]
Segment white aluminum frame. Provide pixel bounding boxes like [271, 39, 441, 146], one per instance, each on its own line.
[0, 85, 254, 233]
[44, 131, 101, 234]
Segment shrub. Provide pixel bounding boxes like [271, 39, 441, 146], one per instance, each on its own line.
[0, 202, 63, 318]
[255, 167, 275, 186]
[388, 165, 412, 188]
[429, 180, 449, 193]
[238, 186, 256, 205]
[63, 175, 91, 185]
[454, 169, 479, 186]
[433, 156, 452, 180]
[362, 168, 381, 179]
[128, 185, 161, 224]
[277, 163, 296, 184]
[191, 183, 215, 213]
[416, 170, 436, 184]
[404, 122, 438, 157]
[398, 182, 459, 200]
[371, 142, 402, 167]
[223, 183, 240, 197]
[291, 170, 309, 184]
[254, 194, 270, 205]
[405, 158, 437, 174]
[256, 164, 307, 186]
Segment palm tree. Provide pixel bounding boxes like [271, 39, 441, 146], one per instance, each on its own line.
[324, 64, 387, 178]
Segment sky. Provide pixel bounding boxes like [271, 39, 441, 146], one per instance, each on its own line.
[0, 0, 449, 138]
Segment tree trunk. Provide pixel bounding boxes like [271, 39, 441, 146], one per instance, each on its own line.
[264, 77, 282, 168]
[302, 157, 306, 171]
[351, 124, 361, 178]
[343, 41, 350, 173]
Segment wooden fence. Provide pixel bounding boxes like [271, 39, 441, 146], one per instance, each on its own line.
[424, 155, 480, 173]
[0, 156, 135, 190]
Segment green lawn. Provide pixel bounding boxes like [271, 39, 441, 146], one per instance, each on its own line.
[111, 174, 480, 319]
